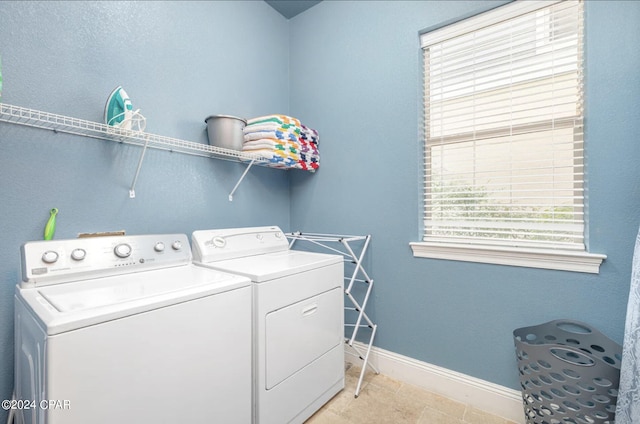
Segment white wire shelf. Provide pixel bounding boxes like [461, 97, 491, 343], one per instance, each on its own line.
[0, 102, 272, 200]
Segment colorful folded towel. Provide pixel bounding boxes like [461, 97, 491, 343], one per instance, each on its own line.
[242, 114, 319, 172]
[247, 115, 301, 127]
[244, 123, 301, 135]
[244, 129, 299, 143]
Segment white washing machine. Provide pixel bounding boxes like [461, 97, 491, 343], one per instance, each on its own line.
[191, 226, 345, 424]
[14, 234, 252, 424]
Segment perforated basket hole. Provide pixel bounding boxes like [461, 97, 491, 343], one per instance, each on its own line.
[577, 398, 596, 408]
[577, 382, 596, 392]
[540, 390, 554, 401]
[575, 413, 596, 424]
[551, 348, 595, 366]
[562, 401, 581, 412]
[540, 375, 554, 385]
[563, 368, 581, 379]
[593, 410, 609, 419]
[590, 344, 605, 353]
[562, 384, 581, 396]
[550, 372, 566, 382]
[540, 406, 554, 416]
[539, 360, 553, 369]
[593, 377, 612, 387]
[550, 388, 566, 398]
[592, 394, 611, 404]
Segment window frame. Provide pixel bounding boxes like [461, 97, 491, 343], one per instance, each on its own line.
[411, 0, 606, 273]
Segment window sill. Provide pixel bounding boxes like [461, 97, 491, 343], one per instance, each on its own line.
[409, 242, 606, 274]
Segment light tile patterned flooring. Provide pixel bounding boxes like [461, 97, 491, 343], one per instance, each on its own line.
[306, 363, 520, 424]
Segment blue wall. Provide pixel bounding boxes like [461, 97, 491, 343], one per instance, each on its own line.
[289, 0, 640, 390]
[1, 1, 640, 421]
[0, 1, 290, 420]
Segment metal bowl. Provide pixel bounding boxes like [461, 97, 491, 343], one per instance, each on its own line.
[205, 115, 247, 151]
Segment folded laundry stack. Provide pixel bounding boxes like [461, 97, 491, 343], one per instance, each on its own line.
[242, 115, 320, 172]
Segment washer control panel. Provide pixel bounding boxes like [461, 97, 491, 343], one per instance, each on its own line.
[21, 234, 191, 287]
[192, 226, 288, 263]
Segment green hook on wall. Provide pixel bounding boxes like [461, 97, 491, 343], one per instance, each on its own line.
[44, 208, 58, 240]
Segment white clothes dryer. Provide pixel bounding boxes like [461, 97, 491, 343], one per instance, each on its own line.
[191, 226, 345, 424]
[14, 234, 252, 424]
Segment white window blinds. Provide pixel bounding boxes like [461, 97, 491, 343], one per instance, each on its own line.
[420, 0, 585, 250]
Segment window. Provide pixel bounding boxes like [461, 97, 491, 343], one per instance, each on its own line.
[411, 0, 606, 273]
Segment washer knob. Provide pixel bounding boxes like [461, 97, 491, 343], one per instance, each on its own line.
[172, 241, 183, 251]
[42, 250, 59, 264]
[114, 243, 132, 258]
[71, 248, 86, 261]
[154, 242, 165, 252]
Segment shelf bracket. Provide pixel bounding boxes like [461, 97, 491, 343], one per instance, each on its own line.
[129, 134, 151, 198]
[229, 159, 255, 202]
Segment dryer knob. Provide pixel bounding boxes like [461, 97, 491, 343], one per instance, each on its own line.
[114, 243, 132, 258]
[42, 250, 59, 264]
[154, 242, 165, 252]
[172, 241, 183, 251]
[213, 237, 226, 248]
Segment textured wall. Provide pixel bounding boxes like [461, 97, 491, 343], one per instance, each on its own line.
[0, 1, 290, 420]
[289, 0, 640, 389]
[2, 1, 640, 418]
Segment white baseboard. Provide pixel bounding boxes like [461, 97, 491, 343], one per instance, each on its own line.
[345, 341, 525, 423]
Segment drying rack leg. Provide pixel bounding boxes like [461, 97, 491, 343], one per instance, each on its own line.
[348, 323, 378, 397]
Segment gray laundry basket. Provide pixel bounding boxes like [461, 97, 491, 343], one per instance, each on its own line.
[513, 320, 622, 424]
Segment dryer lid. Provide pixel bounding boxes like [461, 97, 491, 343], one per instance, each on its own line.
[197, 250, 342, 282]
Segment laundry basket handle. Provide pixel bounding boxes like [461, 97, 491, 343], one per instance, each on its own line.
[554, 320, 593, 335]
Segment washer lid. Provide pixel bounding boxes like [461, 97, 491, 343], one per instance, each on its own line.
[16, 264, 250, 335]
[197, 250, 342, 282]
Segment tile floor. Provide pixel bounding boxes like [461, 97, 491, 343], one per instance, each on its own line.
[306, 363, 520, 424]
